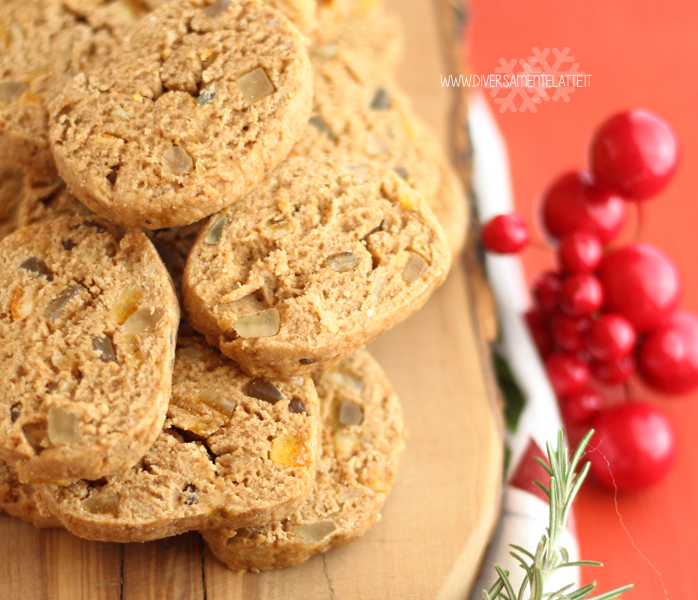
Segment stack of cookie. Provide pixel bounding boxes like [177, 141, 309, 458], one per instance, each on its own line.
[0, 0, 467, 571]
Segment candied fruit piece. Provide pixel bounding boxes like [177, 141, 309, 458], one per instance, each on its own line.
[270, 433, 310, 467]
[198, 389, 236, 416]
[309, 115, 335, 140]
[123, 307, 164, 334]
[47, 406, 79, 444]
[93, 336, 116, 362]
[197, 83, 217, 106]
[393, 166, 410, 180]
[51, 350, 74, 371]
[162, 147, 193, 175]
[397, 186, 420, 210]
[11, 288, 33, 320]
[312, 42, 338, 59]
[23, 423, 47, 454]
[268, 220, 295, 240]
[82, 495, 119, 516]
[44, 284, 84, 320]
[327, 252, 358, 273]
[0, 81, 28, 103]
[180, 346, 205, 361]
[237, 68, 274, 103]
[325, 370, 364, 393]
[288, 398, 307, 414]
[366, 132, 388, 156]
[342, 162, 371, 176]
[299, 358, 317, 365]
[20, 257, 52, 280]
[338, 399, 364, 426]
[233, 308, 280, 339]
[112, 107, 132, 121]
[402, 252, 428, 284]
[204, 0, 230, 18]
[10, 404, 20, 423]
[182, 484, 197, 505]
[332, 430, 360, 453]
[370, 86, 391, 111]
[247, 379, 283, 404]
[205, 213, 227, 244]
[372, 276, 388, 305]
[296, 521, 337, 543]
[112, 286, 143, 325]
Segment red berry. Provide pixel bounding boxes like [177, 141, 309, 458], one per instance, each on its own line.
[550, 312, 591, 353]
[559, 389, 605, 426]
[586, 314, 636, 362]
[481, 214, 529, 254]
[597, 243, 681, 332]
[591, 354, 636, 384]
[589, 110, 679, 201]
[532, 271, 562, 312]
[545, 354, 590, 397]
[559, 274, 604, 317]
[638, 311, 698, 395]
[525, 309, 554, 357]
[558, 232, 603, 273]
[541, 171, 627, 244]
[588, 402, 676, 492]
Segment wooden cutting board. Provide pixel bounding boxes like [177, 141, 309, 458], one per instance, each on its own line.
[0, 0, 503, 598]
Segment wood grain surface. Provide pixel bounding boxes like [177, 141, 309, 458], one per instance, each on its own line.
[0, 0, 503, 598]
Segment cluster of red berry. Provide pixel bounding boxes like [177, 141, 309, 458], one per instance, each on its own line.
[482, 109, 696, 493]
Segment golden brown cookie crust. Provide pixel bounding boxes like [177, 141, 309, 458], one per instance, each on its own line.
[203, 349, 406, 571]
[49, 0, 314, 229]
[39, 336, 320, 542]
[0, 0, 145, 180]
[182, 156, 450, 379]
[0, 459, 61, 528]
[295, 52, 467, 256]
[0, 216, 179, 483]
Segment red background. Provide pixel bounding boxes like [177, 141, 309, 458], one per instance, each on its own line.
[468, 1, 698, 597]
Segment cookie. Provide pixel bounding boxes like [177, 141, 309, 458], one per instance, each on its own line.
[18, 178, 92, 229]
[182, 156, 450, 379]
[293, 59, 467, 256]
[38, 335, 320, 542]
[0, 458, 61, 528]
[0, 0, 145, 181]
[49, 0, 314, 229]
[202, 349, 406, 571]
[0, 216, 179, 483]
[0, 166, 25, 241]
[310, 9, 403, 80]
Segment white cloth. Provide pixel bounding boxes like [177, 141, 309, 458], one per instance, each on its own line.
[467, 92, 580, 598]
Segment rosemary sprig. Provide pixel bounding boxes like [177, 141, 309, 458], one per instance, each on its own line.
[482, 430, 633, 600]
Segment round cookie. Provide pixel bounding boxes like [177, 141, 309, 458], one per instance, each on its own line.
[49, 0, 314, 229]
[0, 166, 25, 241]
[0, 458, 61, 528]
[202, 349, 406, 571]
[293, 56, 467, 256]
[38, 335, 320, 542]
[0, 216, 179, 483]
[0, 0, 145, 181]
[182, 156, 450, 379]
[18, 179, 92, 229]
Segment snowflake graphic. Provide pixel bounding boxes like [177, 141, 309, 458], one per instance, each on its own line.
[490, 48, 585, 113]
